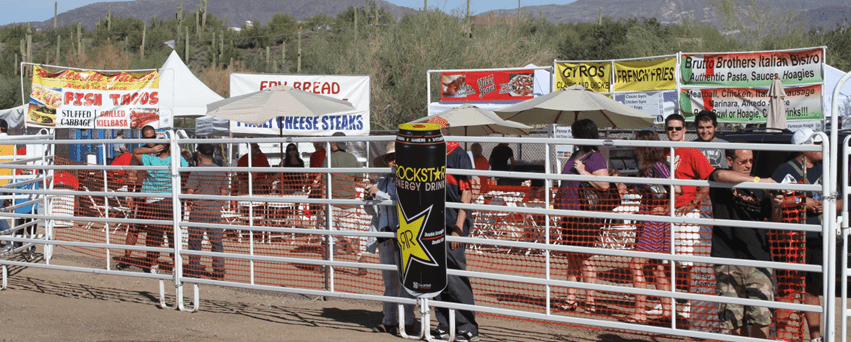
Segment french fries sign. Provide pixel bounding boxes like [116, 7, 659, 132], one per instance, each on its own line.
[27, 66, 162, 129]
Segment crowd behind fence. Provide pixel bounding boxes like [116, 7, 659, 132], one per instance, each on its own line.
[0, 132, 837, 342]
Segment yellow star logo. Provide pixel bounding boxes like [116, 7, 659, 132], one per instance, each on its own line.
[397, 204, 437, 277]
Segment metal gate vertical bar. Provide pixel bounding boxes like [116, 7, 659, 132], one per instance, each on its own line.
[842, 135, 851, 342]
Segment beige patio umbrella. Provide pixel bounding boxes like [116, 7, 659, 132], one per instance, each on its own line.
[408, 103, 532, 136]
[766, 75, 787, 129]
[205, 85, 356, 126]
[494, 84, 654, 128]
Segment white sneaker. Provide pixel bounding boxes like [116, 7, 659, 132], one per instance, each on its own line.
[646, 304, 663, 315]
[149, 265, 159, 274]
[810, 337, 823, 342]
[677, 303, 691, 319]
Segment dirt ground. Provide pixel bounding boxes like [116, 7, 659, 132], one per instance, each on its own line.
[3, 247, 849, 341]
[0, 248, 646, 342]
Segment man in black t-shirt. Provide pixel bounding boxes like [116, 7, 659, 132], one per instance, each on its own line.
[710, 147, 783, 338]
[431, 139, 479, 342]
[489, 143, 514, 185]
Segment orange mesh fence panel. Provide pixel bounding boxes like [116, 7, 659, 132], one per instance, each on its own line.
[49, 153, 816, 341]
[769, 189, 807, 342]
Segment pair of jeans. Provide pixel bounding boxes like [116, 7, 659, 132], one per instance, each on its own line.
[187, 206, 225, 276]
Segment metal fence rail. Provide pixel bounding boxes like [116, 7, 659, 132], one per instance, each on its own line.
[0, 132, 838, 342]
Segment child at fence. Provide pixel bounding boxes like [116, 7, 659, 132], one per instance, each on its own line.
[185, 144, 229, 280]
[626, 130, 674, 323]
[363, 143, 417, 336]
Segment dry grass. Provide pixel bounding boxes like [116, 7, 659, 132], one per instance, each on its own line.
[197, 60, 253, 98]
[64, 43, 136, 71]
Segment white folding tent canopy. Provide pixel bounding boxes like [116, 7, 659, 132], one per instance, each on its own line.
[159, 50, 225, 118]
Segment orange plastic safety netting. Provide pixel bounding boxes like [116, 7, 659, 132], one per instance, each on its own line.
[48, 157, 817, 341]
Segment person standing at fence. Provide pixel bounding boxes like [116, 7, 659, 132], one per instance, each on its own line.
[771, 128, 831, 342]
[626, 130, 674, 323]
[282, 143, 306, 194]
[307, 141, 327, 226]
[236, 142, 271, 195]
[489, 142, 515, 185]
[110, 130, 126, 164]
[314, 132, 364, 268]
[431, 126, 479, 342]
[470, 142, 490, 194]
[710, 145, 784, 339]
[185, 143, 228, 280]
[555, 118, 609, 314]
[693, 111, 728, 169]
[116, 126, 155, 270]
[132, 126, 188, 273]
[363, 143, 416, 335]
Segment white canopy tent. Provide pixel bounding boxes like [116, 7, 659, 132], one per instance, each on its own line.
[0, 105, 26, 131]
[159, 50, 225, 119]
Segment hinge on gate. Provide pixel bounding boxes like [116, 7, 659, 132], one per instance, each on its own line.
[826, 192, 839, 201]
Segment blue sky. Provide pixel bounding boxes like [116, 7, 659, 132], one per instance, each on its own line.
[0, 0, 566, 26]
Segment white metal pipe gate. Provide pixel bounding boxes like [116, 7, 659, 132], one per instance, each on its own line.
[0, 131, 843, 342]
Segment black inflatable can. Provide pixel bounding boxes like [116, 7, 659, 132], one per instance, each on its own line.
[395, 123, 447, 298]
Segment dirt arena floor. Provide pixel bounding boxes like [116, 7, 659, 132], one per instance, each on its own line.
[2, 247, 850, 341]
[0, 247, 676, 342]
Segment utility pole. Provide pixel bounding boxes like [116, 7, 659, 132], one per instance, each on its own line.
[297, 25, 302, 73]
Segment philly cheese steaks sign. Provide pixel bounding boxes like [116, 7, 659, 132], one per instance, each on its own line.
[27, 66, 161, 129]
[230, 73, 370, 135]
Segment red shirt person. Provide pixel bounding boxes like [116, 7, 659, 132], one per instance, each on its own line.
[236, 143, 271, 194]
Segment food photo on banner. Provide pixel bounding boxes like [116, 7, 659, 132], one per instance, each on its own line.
[26, 65, 163, 129]
[439, 70, 535, 102]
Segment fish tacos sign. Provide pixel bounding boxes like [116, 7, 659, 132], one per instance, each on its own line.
[27, 65, 163, 129]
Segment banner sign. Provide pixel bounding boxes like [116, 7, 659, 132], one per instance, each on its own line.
[229, 73, 370, 135]
[613, 58, 676, 91]
[679, 84, 822, 122]
[27, 66, 161, 129]
[615, 91, 678, 124]
[554, 62, 610, 92]
[439, 70, 535, 102]
[680, 48, 824, 87]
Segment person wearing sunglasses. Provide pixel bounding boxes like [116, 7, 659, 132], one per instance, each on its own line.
[662, 114, 776, 320]
[282, 143, 305, 194]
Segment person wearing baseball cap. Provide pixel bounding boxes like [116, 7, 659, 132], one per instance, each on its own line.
[771, 127, 826, 342]
[185, 143, 228, 279]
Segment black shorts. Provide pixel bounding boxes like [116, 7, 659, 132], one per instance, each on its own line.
[805, 236, 823, 294]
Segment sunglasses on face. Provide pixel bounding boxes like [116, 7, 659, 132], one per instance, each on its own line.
[666, 126, 684, 131]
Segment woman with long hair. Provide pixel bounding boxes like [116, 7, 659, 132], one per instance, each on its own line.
[282, 143, 305, 194]
[625, 130, 674, 323]
[556, 119, 609, 313]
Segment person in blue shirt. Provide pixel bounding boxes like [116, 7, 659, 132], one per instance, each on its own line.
[132, 127, 188, 273]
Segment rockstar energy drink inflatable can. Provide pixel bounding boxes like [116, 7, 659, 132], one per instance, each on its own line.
[395, 123, 447, 298]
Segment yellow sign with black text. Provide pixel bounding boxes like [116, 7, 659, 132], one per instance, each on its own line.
[613, 58, 677, 91]
[554, 62, 611, 92]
